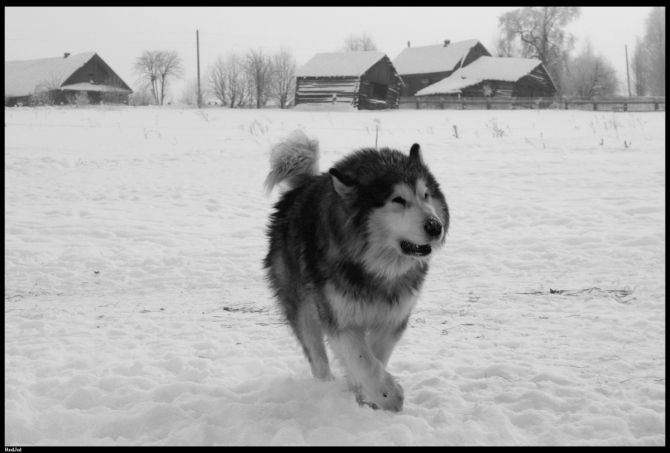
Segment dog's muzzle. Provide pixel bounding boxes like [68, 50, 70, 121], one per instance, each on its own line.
[424, 216, 443, 239]
[400, 240, 432, 257]
[400, 217, 444, 258]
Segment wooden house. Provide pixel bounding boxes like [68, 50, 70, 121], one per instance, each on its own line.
[5, 52, 133, 106]
[415, 56, 557, 98]
[393, 39, 491, 96]
[294, 52, 403, 110]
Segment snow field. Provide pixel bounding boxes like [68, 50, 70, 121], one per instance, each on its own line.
[4, 106, 665, 445]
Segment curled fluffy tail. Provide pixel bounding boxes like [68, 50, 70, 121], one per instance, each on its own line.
[264, 130, 320, 194]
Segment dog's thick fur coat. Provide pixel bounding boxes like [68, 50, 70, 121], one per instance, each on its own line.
[264, 130, 449, 411]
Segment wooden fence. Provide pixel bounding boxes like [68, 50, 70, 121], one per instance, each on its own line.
[399, 96, 666, 112]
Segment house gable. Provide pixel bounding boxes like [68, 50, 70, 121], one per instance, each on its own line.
[5, 52, 132, 101]
[62, 54, 132, 92]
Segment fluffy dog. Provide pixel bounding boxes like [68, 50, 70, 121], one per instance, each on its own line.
[264, 130, 449, 411]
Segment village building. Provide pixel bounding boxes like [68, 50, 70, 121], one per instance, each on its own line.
[414, 56, 557, 98]
[5, 52, 133, 106]
[393, 39, 491, 96]
[294, 51, 403, 110]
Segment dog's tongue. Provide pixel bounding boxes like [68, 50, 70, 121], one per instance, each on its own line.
[400, 240, 432, 256]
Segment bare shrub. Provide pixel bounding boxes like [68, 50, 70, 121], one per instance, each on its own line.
[129, 85, 155, 106]
[30, 73, 63, 106]
[74, 91, 90, 106]
[178, 78, 201, 106]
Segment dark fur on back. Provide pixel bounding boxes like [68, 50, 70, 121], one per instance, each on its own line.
[264, 147, 449, 334]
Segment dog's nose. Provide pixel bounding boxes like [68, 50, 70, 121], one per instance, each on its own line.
[424, 217, 442, 238]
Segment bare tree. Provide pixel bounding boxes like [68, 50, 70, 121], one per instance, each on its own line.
[642, 6, 665, 95]
[564, 41, 619, 98]
[490, 32, 522, 57]
[499, 7, 580, 63]
[499, 7, 581, 93]
[133, 50, 185, 106]
[245, 48, 273, 109]
[342, 32, 378, 51]
[228, 53, 249, 108]
[208, 55, 227, 106]
[630, 37, 648, 96]
[207, 52, 248, 108]
[270, 47, 297, 109]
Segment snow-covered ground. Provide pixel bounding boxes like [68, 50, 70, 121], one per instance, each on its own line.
[4, 105, 665, 446]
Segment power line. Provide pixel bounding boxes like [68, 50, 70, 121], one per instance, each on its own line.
[5, 38, 194, 45]
[5, 37, 334, 53]
[5, 28, 193, 35]
[5, 28, 341, 45]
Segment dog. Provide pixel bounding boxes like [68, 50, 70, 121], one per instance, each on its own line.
[263, 130, 449, 411]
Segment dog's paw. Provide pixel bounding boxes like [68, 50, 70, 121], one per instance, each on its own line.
[355, 391, 380, 410]
[357, 372, 404, 412]
[378, 372, 404, 412]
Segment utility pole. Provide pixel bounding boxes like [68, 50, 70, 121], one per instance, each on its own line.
[625, 44, 631, 97]
[197, 30, 201, 108]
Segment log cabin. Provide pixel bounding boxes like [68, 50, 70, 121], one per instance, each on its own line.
[415, 56, 557, 98]
[294, 52, 403, 110]
[393, 39, 491, 96]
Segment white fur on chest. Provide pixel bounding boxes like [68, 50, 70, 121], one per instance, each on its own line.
[324, 283, 418, 331]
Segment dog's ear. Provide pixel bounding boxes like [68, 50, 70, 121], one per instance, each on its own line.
[409, 143, 424, 165]
[329, 168, 357, 204]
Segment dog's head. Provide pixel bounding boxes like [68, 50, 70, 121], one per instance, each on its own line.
[329, 144, 449, 279]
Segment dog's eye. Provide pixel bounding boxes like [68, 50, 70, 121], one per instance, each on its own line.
[392, 196, 406, 206]
[424, 192, 430, 200]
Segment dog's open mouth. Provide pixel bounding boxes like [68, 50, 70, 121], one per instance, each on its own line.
[400, 240, 432, 257]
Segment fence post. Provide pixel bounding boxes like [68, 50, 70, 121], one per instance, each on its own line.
[416, 101, 420, 110]
[655, 102, 659, 111]
[593, 102, 598, 111]
[624, 102, 628, 112]
[486, 99, 490, 110]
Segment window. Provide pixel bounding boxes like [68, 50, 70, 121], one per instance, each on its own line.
[369, 82, 388, 101]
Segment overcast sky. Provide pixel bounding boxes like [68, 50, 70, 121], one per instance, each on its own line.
[5, 7, 655, 98]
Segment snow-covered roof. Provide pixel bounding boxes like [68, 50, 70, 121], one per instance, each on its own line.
[416, 76, 481, 96]
[392, 39, 484, 76]
[458, 56, 544, 82]
[295, 52, 389, 77]
[415, 56, 545, 96]
[5, 52, 132, 97]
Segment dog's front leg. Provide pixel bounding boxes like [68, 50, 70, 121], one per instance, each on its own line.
[367, 316, 409, 369]
[328, 328, 404, 411]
